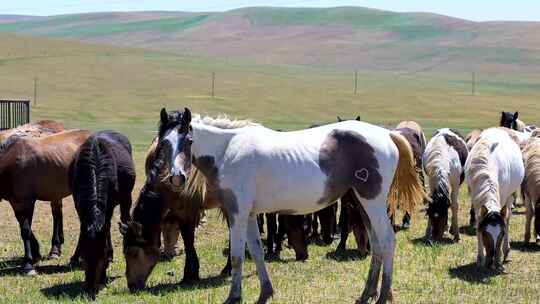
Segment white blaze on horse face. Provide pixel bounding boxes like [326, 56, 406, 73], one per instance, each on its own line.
[163, 127, 186, 186]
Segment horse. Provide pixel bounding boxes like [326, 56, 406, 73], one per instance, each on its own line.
[423, 128, 468, 242]
[465, 129, 483, 151]
[336, 189, 370, 258]
[0, 129, 91, 274]
[151, 108, 425, 304]
[0, 120, 67, 260]
[465, 127, 524, 271]
[500, 111, 526, 131]
[68, 131, 135, 298]
[0, 120, 65, 143]
[393, 120, 427, 229]
[520, 137, 540, 244]
[263, 213, 308, 261]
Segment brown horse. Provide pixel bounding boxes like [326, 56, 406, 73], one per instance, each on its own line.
[144, 136, 226, 282]
[0, 129, 90, 274]
[1, 120, 66, 259]
[521, 137, 540, 244]
[394, 120, 427, 228]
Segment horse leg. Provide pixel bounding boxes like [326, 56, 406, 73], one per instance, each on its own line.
[502, 202, 512, 263]
[469, 207, 475, 228]
[180, 221, 200, 283]
[49, 199, 63, 259]
[69, 224, 83, 267]
[246, 215, 274, 304]
[276, 215, 287, 254]
[162, 214, 180, 260]
[224, 212, 249, 304]
[337, 201, 350, 252]
[265, 213, 277, 260]
[352, 192, 392, 304]
[450, 189, 460, 242]
[524, 194, 533, 244]
[257, 214, 265, 235]
[13, 200, 40, 275]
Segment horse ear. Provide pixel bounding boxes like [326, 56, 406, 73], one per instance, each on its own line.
[500, 206, 508, 219]
[118, 222, 128, 236]
[160, 108, 168, 124]
[356, 115, 361, 121]
[480, 206, 488, 219]
[513, 111, 519, 120]
[337, 116, 343, 122]
[183, 108, 192, 124]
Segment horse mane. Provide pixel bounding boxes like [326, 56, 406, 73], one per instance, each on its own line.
[0, 134, 23, 155]
[466, 138, 500, 210]
[132, 187, 163, 244]
[192, 114, 260, 129]
[424, 135, 451, 203]
[73, 134, 116, 238]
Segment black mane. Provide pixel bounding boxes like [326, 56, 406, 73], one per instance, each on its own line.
[478, 211, 506, 231]
[426, 181, 450, 218]
[131, 187, 163, 243]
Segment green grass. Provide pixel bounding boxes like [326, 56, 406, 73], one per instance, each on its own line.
[0, 33, 540, 303]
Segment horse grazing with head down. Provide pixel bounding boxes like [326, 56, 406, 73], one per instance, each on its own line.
[466, 128, 524, 271]
[520, 137, 540, 244]
[69, 131, 135, 298]
[423, 129, 468, 242]
[133, 108, 425, 304]
[0, 129, 91, 274]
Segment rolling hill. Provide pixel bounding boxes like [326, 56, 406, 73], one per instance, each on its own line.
[1, 7, 540, 73]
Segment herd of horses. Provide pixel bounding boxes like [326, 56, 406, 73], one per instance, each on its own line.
[0, 109, 539, 303]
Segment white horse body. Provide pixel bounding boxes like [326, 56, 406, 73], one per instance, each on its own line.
[466, 127, 524, 269]
[181, 115, 424, 304]
[221, 121, 398, 215]
[423, 128, 466, 241]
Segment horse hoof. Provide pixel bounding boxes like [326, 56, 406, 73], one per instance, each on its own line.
[48, 253, 61, 260]
[24, 269, 37, 276]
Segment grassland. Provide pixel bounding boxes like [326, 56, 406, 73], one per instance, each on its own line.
[2, 7, 540, 73]
[0, 33, 540, 303]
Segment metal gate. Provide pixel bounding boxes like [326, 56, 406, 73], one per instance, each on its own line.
[0, 100, 30, 130]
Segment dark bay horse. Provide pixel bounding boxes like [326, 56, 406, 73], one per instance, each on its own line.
[69, 131, 135, 298]
[0, 129, 91, 274]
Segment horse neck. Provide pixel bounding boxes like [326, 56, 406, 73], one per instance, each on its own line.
[192, 123, 238, 161]
[425, 137, 451, 191]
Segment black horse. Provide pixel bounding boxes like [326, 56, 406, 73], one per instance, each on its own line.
[69, 130, 135, 298]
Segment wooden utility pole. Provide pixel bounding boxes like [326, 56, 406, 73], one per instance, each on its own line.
[472, 72, 476, 96]
[33, 77, 38, 106]
[211, 72, 215, 98]
[354, 70, 358, 95]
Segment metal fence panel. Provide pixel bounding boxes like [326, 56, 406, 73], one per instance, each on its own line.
[0, 100, 30, 130]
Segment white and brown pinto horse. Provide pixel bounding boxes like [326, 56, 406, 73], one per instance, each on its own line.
[465, 128, 524, 271]
[423, 128, 468, 242]
[159, 109, 425, 304]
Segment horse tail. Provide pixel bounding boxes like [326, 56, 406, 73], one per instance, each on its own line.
[387, 132, 427, 218]
[535, 199, 540, 239]
[74, 135, 114, 238]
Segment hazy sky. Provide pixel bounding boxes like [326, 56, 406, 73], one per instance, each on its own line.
[2, 0, 540, 21]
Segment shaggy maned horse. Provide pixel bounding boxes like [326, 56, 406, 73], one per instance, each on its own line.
[423, 129, 468, 242]
[500, 111, 526, 131]
[520, 137, 540, 244]
[0, 129, 91, 274]
[466, 129, 483, 151]
[465, 128, 524, 270]
[0, 120, 67, 259]
[144, 108, 425, 304]
[69, 131, 135, 298]
[393, 120, 427, 229]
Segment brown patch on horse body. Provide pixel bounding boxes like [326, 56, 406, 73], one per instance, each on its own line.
[443, 133, 468, 184]
[318, 130, 382, 202]
[497, 127, 521, 146]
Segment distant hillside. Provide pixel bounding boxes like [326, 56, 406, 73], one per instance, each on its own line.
[2, 7, 540, 73]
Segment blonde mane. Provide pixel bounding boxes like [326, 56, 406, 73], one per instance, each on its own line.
[192, 114, 260, 129]
[466, 138, 500, 211]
